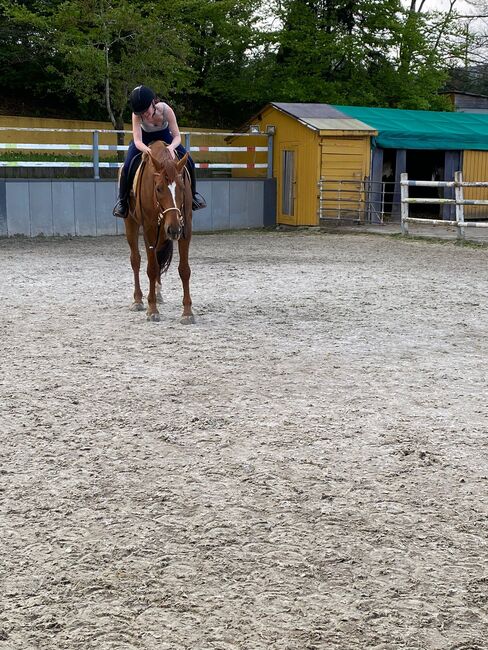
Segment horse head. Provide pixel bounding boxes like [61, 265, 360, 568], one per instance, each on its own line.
[148, 148, 188, 241]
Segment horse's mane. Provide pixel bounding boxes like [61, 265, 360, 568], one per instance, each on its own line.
[148, 141, 177, 183]
[162, 155, 177, 183]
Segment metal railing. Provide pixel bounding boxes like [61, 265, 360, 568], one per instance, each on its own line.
[0, 127, 273, 179]
[401, 171, 488, 240]
[318, 178, 396, 224]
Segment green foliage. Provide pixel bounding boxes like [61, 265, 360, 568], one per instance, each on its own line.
[0, 0, 468, 126]
[0, 0, 81, 116]
[48, 0, 194, 129]
[238, 0, 458, 111]
[172, 0, 262, 126]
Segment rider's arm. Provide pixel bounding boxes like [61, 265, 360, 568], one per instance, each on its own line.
[132, 113, 151, 155]
[165, 104, 182, 157]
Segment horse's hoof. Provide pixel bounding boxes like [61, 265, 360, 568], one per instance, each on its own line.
[147, 313, 161, 322]
[180, 314, 196, 325]
[130, 302, 144, 312]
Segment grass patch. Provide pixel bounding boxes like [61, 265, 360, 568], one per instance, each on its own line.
[389, 232, 488, 248]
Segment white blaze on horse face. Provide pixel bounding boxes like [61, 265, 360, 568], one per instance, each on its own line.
[168, 181, 176, 206]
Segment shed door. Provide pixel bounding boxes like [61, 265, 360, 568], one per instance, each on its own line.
[279, 145, 298, 225]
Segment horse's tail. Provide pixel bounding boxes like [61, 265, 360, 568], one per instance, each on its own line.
[156, 239, 173, 275]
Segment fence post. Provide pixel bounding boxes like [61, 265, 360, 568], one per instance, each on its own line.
[184, 133, 191, 152]
[454, 170, 465, 241]
[400, 172, 409, 235]
[92, 130, 100, 180]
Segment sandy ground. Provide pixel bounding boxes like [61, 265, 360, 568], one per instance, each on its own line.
[0, 230, 487, 650]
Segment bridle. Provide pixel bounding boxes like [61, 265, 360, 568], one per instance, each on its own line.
[149, 174, 185, 250]
[157, 205, 184, 229]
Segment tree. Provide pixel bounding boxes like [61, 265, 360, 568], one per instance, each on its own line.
[4, 0, 194, 141]
[444, 0, 488, 95]
[0, 0, 77, 116]
[238, 0, 463, 111]
[172, 0, 263, 126]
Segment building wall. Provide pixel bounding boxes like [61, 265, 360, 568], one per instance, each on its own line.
[247, 106, 320, 226]
[319, 136, 371, 220]
[0, 178, 276, 237]
[320, 136, 370, 180]
[462, 150, 488, 218]
[244, 106, 373, 226]
[448, 93, 488, 113]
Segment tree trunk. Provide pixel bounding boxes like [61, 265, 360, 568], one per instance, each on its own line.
[114, 115, 126, 163]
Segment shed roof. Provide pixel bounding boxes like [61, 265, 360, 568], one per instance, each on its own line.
[334, 105, 488, 150]
[263, 102, 488, 150]
[270, 103, 376, 133]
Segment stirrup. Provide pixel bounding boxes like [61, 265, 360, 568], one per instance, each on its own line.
[113, 199, 128, 218]
[192, 192, 207, 211]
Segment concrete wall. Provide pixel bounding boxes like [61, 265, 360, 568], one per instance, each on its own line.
[0, 178, 276, 237]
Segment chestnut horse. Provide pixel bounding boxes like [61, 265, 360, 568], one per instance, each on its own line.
[123, 141, 195, 324]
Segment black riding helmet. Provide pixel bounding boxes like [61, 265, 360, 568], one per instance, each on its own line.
[130, 85, 155, 114]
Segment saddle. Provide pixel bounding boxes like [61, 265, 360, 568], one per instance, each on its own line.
[128, 145, 181, 194]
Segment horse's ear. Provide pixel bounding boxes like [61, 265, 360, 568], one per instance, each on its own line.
[176, 153, 188, 173]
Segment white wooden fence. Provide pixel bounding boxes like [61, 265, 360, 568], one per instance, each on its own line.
[0, 127, 272, 178]
[401, 171, 488, 240]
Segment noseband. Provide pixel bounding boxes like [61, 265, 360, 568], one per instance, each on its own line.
[157, 205, 184, 229]
[149, 174, 185, 251]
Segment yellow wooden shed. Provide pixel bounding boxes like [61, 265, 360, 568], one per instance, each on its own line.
[237, 103, 377, 227]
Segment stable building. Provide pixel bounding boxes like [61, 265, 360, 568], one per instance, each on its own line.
[242, 103, 488, 226]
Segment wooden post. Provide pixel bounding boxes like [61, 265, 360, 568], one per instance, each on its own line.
[400, 172, 409, 235]
[455, 170, 465, 241]
[92, 130, 100, 180]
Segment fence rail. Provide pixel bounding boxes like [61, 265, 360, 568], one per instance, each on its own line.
[0, 127, 272, 178]
[318, 178, 396, 224]
[401, 171, 488, 240]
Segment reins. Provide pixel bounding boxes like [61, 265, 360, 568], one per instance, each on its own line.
[149, 198, 184, 251]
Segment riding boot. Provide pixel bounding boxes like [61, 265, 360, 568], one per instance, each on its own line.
[113, 168, 129, 218]
[187, 162, 207, 211]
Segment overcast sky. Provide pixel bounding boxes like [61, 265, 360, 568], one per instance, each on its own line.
[413, 0, 479, 13]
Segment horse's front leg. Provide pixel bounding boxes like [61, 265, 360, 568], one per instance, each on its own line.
[156, 270, 163, 304]
[178, 238, 195, 325]
[124, 218, 144, 311]
[145, 248, 161, 322]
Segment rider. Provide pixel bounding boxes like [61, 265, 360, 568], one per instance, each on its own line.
[113, 85, 206, 218]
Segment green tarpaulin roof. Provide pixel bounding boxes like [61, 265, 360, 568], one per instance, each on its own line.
[333, 105, 488, 150]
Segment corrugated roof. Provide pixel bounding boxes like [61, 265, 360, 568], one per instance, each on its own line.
[272, 103, 347, 119]
[270, 103, 376, 133]
[304, 118, 375, 132]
